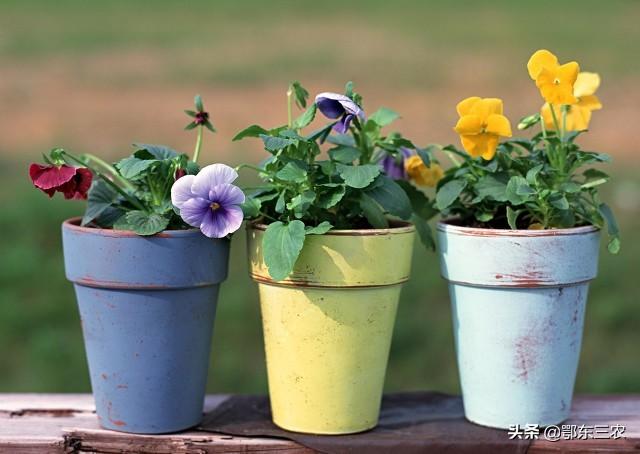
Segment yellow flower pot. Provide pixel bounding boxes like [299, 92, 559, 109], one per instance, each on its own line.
[247, 222, 415, 434]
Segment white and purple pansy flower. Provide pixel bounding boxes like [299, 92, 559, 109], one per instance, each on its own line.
[171, 164, 245, 238]
[315, 92, 366, 134]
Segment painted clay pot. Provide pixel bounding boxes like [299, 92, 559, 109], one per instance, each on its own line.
[437, 221, 600, 429]
[247, 222, 415, 434]
[62, 218, 229, 434]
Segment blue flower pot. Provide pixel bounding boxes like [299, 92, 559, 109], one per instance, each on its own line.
[62, 218, 229, 434]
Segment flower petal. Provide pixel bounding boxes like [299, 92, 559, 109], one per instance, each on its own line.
[558, 61, 580, 85]
[471, 98, 504, 118]
[578, 94, 602, 111]
[200, 206, 244, 238]
[29, 164, 77, 190]
[170, 174, 196, 209]
[574, 72, 600, 98]
[192, 164, 238, 198]
[454, 114, 483, 135]
[178, 197, 210, 228]
[315, 92, 365, 120]
[527, 49, 558, 80]
[460, 133, 499, 160]
[485, 114, 512, 137]
[333, 114, 354, 134]
[208, 183, 245, 207]
[456, 97, 481, 116]
[481, 135, 500, 160]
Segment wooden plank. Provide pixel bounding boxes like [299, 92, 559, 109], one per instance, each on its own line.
[0, 394, 638, 453]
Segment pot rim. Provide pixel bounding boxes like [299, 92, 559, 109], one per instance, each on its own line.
[62, 216, 204, 239]
[437, 219, 599, 238]
[248, 219, 415, 236]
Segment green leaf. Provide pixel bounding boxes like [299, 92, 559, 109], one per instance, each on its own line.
[113, 215, 132, 231]
[305, 221, 333, 235]
[359, 193, 389, 229]
[327, 134, 356, 147]
[233, 125, 269, 141]
[194, 95, 204, 112]
[506, 206, 522, 230]
[81, 180, 119, 226]
[411, 214, 435, 250]
[287, 190, 315, 217]
[475, 174, 509, 202]
[416, 147, 431, 166]
[329, 146, 361, 163]
[316, 185, 346, 209]
[582, 168, 610, 188]
[290, 81, 309, 108]
[396, 180, 438, 220]
[549, 193, 569, 210]
[366, 175, 412, 220]
[260, 134, 296, 152]
[436, 179, 466, 210]
[115, 156, 157, 179]
[293, 104, 317, 129]
[263, 220, 306, 280]
[275, 193, 286, 213]
[336, 163, 380, 188]
[240, 197, 261, 218]
[307, 122, 336, 143]
[526, 164, 544, 185]
[125, 211, 170, 236]
[475, 212, 494, 222]
[505, 176, 534, 205]
[276, 162, 307, 182]
[133, 144, 179, 160]
[369, 107, 400, 127]
[598, 203, 620, 254]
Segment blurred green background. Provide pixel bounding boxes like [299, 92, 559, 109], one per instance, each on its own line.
[1, 0, 638, 394]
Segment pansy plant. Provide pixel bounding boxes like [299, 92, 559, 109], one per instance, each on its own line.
[434, 49, 620, 253]
[237, 81, 442, 280]
[29, 96, 245, 239]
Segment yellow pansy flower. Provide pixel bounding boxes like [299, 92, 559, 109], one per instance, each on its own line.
[404, 156, 443, 188]
[540, 72, 603, 131]
[453, 97, 512, 160]
[527, 49, 580, 105]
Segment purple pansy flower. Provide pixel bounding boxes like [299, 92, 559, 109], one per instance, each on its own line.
[380, 147, 413, 180]
[315, 92, 366, 134]
[171, 164, 245, 238]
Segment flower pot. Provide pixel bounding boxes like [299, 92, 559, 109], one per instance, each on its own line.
[437, 221, 600, 429]
[247, 222, 415, 434]
[62, 218, 229, 434]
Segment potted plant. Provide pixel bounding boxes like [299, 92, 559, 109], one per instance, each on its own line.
[29, 97, 245, 434]
[236, 82, 441, 434]
[434, 50, 620, 429]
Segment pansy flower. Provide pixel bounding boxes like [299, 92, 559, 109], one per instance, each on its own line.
[541, 72, 602, 131]
[380, 147, 413, 180]
[171, 163, 245, 238]
[404, 155, 444, 188]
[454, 97, 512, 160]
[29, 163, 93, 200]
[527, 49, 580, 105]
[315, 92, 366, 134]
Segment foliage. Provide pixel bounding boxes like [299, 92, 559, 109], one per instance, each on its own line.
[237, 81, 439, 280]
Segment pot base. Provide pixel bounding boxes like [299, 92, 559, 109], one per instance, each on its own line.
[273, 419, 377, 435]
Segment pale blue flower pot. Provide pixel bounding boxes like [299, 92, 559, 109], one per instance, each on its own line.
[62, 218, 229, 434]
[437, 221, 600, 429]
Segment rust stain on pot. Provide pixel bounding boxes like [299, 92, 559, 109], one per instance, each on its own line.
[106, 402, 126, 427]
[493, 270, 547, 286]
[514, 335, 539, 383]
[101, 373, 108, 380]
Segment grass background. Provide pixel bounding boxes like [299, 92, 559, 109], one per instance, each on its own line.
[0, 0, 638, 394]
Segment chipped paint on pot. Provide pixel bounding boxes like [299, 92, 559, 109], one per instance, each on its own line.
[62, 218, 229, 434]
[247, 222, 415, 434]
[437, 221, 600, 429]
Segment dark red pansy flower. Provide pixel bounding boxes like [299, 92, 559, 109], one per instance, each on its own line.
[194, 111, 209, 125]
[174, 168, 187, 180]
[29, 164, 93, 199]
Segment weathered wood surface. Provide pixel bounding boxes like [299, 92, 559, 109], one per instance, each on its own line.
[0, 394, 638, 453]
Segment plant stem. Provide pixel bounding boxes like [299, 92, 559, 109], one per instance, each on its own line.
[286, 87, 293, 128]
[235, 163, 268, 174]
[549, 103, 563, 140]
[63, 152, 145, 211]
[83, 153, 136, 192]
[192, 125, 203, 163]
